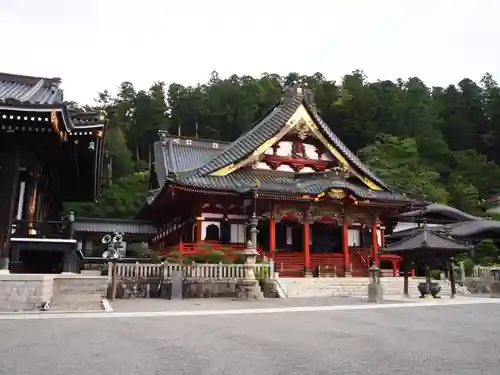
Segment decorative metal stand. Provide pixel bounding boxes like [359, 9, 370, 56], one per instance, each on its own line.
[101, 231, 124, 301]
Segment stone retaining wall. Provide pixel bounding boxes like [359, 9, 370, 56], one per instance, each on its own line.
[0, 274, 54, 311]
[0, 274, 107, 311]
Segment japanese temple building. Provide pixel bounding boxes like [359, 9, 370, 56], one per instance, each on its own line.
[136, 82, 416, 277]
[0, 72, 106, 273]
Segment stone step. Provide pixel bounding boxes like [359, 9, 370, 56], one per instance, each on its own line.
[278, 277, 453, 298]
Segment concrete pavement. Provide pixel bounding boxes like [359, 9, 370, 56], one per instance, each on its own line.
[0, 300, 499, 375]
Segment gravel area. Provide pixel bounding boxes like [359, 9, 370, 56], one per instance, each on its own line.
[1, 301, 498, 375]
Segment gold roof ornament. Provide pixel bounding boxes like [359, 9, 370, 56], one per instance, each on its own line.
[328, 189, 347, 199]
[50, 111, 67, 142]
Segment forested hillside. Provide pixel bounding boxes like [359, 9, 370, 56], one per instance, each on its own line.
[68, 70, 500, 218]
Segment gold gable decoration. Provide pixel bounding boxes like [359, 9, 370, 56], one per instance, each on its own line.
[328, 189, 347, 199]
[50, 111, 68, 142]
[210, 104, 383, 191]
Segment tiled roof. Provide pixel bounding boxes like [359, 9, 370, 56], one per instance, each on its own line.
[70, 111, 106, 127]
[73, 218, 157, 235]
[0, 72, 63, 105]
[179, 85, 390, 191]
[195, 95, 303, 175]
[399, 203, 481, 222]
[153, 138, 227, 186]
[438, 220, 500, 238]
[384, 228, 472, 253]
[144, 83, 411, 209]
[174, 170, 406, 200]
[0, 72, 105, 129]
[303, 95, 389, 190]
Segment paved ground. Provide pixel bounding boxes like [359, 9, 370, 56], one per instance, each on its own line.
[0, 299, 499, 375]
[109, 296, 409, 312]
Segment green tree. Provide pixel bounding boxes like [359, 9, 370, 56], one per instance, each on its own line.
[67, 172, 149, 219]
[358, 135, 448, 202]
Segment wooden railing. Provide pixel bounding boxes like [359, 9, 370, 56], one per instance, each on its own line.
[461, 265, 494, 281]
[112, 261, 273, 282]
[353, 248, 370, 268]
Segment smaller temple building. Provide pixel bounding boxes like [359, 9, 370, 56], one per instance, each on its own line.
[0, 72, 106, 273]
[137, 82, 416, 277]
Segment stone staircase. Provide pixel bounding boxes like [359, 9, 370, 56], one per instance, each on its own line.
[276, 277, 453, 298]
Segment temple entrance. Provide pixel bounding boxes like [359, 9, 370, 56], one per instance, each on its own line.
[18, 250, 63, 273]
[312, 223, 341, 253]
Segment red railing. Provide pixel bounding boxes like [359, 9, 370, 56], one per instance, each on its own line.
[159, 241, 263, 258]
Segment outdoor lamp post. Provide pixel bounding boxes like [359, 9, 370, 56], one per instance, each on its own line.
[368, 264, 383, 302]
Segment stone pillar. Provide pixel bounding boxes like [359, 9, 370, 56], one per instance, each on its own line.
[62, 251, 71, 273]
[459, 261, 465, 282]
[342, 220, 350, 277]
[303, 222, 312, 277]
[368, 264, 383, 302]
[489, 268, 500, 298]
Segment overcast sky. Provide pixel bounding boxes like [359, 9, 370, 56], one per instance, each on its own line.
[1, 0, 498, 105]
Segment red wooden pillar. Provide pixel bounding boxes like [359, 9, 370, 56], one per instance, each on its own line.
[269, 217, 276, 259]
[179, 237, 185, 255]
[392, 260, 398, 277]
[342, 221, 350, 276]
[195, 216, 203, 242]
[371, 221, 379, 266]
[303, 222, 311, 276]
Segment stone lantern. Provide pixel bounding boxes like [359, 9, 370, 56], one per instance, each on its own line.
[237, 240, 263, 299]
[368, 264, 383, 302]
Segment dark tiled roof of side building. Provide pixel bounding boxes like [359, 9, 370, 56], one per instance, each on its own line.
[0, 72, 105, 129]
[73, 218, 157, 235]
[384, 227, 472, 252]
[153, 137, 228, 186]
[399, 203, 482, 222]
